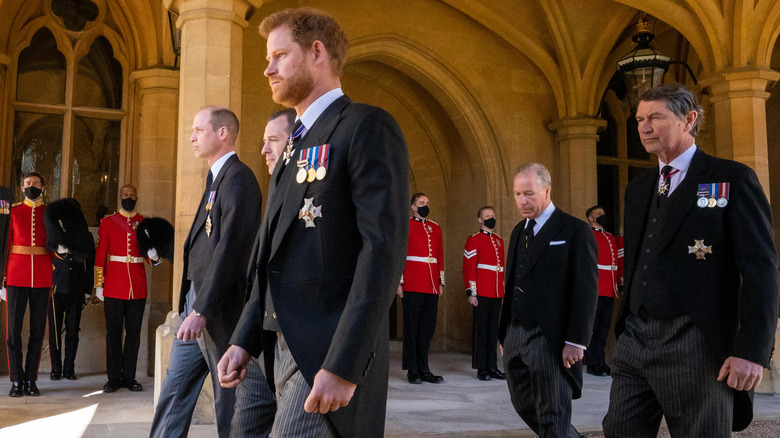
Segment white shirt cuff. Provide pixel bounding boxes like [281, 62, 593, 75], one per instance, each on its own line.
[565, 341, 586, 350]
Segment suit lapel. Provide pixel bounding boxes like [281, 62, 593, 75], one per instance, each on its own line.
[521, 208, 565, 277]
[190, 154, 238, 240]
[268, 96, 351, 258]
[658, 149, 712, 249]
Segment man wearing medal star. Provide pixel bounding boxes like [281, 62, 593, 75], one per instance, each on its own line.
[604, 84, 780, 437]
[150, 107, 275, 438]
[218, 7, 409, 438]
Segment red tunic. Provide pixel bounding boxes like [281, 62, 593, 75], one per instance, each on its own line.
[5, 199, 52, 288]
[462, 229, 505, 298]
[401, 217, 444, 294]
[95, 210, 147, 300]
[593, 228, 622, 298]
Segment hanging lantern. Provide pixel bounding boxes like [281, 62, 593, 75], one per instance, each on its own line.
[617, 16, 671, 110]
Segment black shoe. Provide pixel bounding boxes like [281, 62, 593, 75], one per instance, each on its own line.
[24, 380, 40, 396]
[103, 380, 121, 393]
[125, 379, 143, 392]
[420, 370, 443, 383]
[63, 372, 77, 380]
[487, 369, 506, 380]
[406, 371, 422, 384]
[586, 366, 607, 377]
[50, 371, 62, 381]
[477, 370, 491, 381]
[8, 381, 23, 397]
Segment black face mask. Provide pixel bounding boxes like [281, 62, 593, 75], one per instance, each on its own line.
[24, 186, 42, 200]
[595, 215, 607, 227]
[483, 218, 496, 229]
[121, 198, 137, 212]
[417, 205, 430, 218]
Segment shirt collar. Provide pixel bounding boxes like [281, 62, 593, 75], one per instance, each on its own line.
[479, 229, 493, 236]
[209, 150, 236, 183]
[119, 208, 137, 218]
[526, 201, 556, 231]
[659, 144, 697, 173]
[413, 216, 426, 223]
[23, 198, 43, 207]
[299, 88, 344, 134]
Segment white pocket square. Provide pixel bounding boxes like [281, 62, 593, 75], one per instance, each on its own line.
[549, 240, 566, 246]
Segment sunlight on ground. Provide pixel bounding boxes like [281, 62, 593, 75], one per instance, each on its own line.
[0, 403, 98, 437]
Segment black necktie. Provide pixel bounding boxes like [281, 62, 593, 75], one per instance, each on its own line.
[206, 170, 213, 192]
[522, 218, 537, 250]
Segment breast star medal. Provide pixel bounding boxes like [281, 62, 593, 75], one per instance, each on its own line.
[298, 197, 322, 228]
[688, 239, 712, 260]
[205, 215, 212, 237]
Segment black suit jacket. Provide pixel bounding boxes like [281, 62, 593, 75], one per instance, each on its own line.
[179, 154, 262, 348]
[231, 95, 409, 438]
[498, 207, 598, 398]
[617, 148, 779, 430]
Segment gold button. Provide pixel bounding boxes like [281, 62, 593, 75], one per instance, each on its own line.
[272, 312, 277, 319]
[264, 311, 268, 317]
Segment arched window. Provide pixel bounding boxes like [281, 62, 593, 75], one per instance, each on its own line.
[11, 2, 124, 226]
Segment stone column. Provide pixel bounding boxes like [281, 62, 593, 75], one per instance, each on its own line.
[131, 68, 179, 377]
[548, 117, 606, 216]
[700, 66, 780, 197]
[171, 0, 261, 311]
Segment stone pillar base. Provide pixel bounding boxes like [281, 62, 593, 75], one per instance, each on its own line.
[154, 311, 216, 424]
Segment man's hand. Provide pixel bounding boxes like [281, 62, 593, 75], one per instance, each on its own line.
[717, 356, 764, 391]
[217, 345, 250, 388]
[396, 284, 403, 298]
[0, 288, 6, 301]
[468, 296, 478, 307]
[177, 311, 206, 341]
[304, 369, 357, 414]
[562, 344, 584, 369]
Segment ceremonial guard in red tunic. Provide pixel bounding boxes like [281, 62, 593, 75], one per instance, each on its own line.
[463, 206, 506, 381]
[95, 185, 155, 392]
[399, 193, 445, 384]
[2, 172, 51, 397]
[584, 205, 623, 376]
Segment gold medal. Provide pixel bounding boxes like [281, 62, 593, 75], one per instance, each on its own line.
[707, 197, 717, 208]
[316, 166, 327, 180]
[307, 168, 316, 182]
[296, 168, 307, 184]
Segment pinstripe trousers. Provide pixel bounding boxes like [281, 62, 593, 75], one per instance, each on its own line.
[270, 333, 340, 438]
[503, 323, 582, 438]
[231, 356, 276, 437]
[603, 312, 732, 437]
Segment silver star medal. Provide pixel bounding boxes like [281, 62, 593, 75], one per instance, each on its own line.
[298, 197, 322, 228]
[688, 239, 712, 260]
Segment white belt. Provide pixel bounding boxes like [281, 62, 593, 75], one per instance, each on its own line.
[406, 256, 438, 264]
[477, 263, 504, 272]
[597, 264, 617, 271]
[110, 255, 144, 264]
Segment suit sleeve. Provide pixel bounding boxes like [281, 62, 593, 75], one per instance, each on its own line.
[565, 220, 599, 347]
[463, 235, 478, 295]
[191, 167, 262, 321]
[320, 108, 409, 384]
[727, 167, 779, 365]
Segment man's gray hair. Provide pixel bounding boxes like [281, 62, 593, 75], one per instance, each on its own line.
[515, 163, 551, 189]
[638, 83, 705, 137]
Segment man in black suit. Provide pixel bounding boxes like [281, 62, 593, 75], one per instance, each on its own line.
[150, 106, 274, 438]
[498, 163, 598, 437]
[218, 7, 409, 438]
[603, 84, 779, 437]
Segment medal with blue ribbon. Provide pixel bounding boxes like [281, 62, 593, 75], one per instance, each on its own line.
[697, 183, 730, 208]
[206, 190, 216, 211]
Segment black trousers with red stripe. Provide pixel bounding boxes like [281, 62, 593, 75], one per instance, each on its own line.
[6, 286, 49, 382]
[472, 296, 502, 370]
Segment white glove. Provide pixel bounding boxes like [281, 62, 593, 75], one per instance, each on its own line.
[57, 244, 68, 254]
[147, 248, 160, 261]
[0, 288, 6, 301]
[96, 287, 104, 301]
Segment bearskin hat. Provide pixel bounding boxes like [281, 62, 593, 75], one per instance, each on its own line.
[136, 217, 174, 261]
[44, 198, 95, 263]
